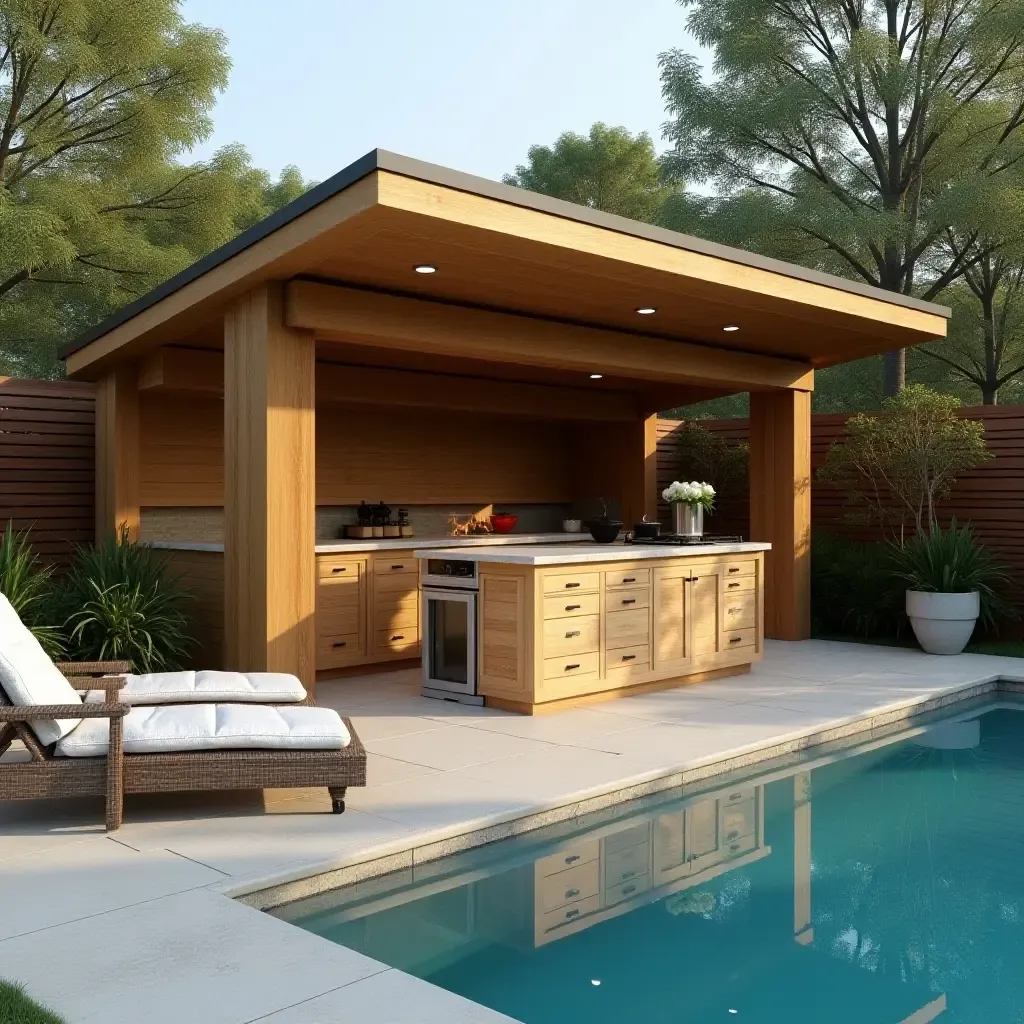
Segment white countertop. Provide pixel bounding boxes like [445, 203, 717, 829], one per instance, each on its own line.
[145, 533, 594, 555]
[414, 540, 771, 565]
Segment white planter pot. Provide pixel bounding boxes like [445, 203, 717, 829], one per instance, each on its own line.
[905, 590, 980, 656]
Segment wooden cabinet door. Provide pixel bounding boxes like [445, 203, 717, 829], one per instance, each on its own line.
[653, 565, 691, 674]
[316, 557, 368, 668]
[688, 563, 723, 661]
[686, 797, 723, 873]
[653, 810, 689, 884]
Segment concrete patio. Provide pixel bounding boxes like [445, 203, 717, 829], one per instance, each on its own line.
[2, 639, 1022, 1024]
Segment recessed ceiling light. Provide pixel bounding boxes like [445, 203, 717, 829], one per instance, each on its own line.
[414, 264, 437, 274]
[635, 307, 657, 315]
[722, 324, 740, 332]
[589, 373, 604, 379]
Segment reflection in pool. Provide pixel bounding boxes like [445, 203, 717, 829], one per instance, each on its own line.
[277, 704, 1024, 1023]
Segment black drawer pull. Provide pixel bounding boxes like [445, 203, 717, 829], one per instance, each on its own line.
[729, 636, 743, 644]
[728, 792, 744, 802]
[728, 567, 741, 573]
[728, 582, 741, 589]
[565, 630, 581, 638]
[565, 888, 580, 899]
[726, 830, 739, 841]
[728, 606, 742, 614]
[729, 843, 741, 853]
[620, 870, 637, 880]
[564, 854, 580, 865]
[690, 576, 700, 582]
[621, 885, 637, 896]
[331, 567, 347, 573]
[565, 582, 581, 589]
[565, 663, 581, 671]
[565, 603, 581, 611]
[332, 641, 347, 648]
[391, 635, 405, 641]
[565, 908, 581, 920]
[621, 654, 636, 661]
[622, 577, 636, 583]
[621, 598, 636, 605]
[391, 563, 405, 570]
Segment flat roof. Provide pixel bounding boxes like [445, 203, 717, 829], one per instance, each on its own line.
[61, 148, 948, 361]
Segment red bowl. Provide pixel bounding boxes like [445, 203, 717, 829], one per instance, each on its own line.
[490, 513, 518, 534]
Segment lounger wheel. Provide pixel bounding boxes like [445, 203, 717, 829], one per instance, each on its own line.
[329, 787, 347, 814]
[332, 798, 346, 814]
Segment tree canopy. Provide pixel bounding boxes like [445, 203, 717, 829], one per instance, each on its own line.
[0, 0, 312, 378]
[659, 0, 1024, 395]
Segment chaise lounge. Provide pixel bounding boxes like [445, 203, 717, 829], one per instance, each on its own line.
[0, 596, 365, 831]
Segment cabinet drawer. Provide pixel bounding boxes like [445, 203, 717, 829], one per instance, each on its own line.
[605, 608, 650, 649]
[722, 593, 756, 630]
[317, 633, 363, 668]
[540, 894, 601, 933]
[605, 842, 651, 887]
[543, 615, 600, 657]
[374, 626, 419, 654]
[373, 571, 419, 596]
[722, 833, 756, 860]
[318, 581, 362, 610]
[538, 860, 600, 912]
[723, 575, 756, 595]
[722, 560, 756, 578]
[605, 568, 651, 589]
[317, 557, 364, 580]
[542, 651, 600, 681]
[605, 586, 649, 612]
[543, 592, 601, 619]
[373, 553, 416, 574]
[538, 840, 599, 877]
[605, 644, 650, 671]
[542, 571, 600, 595]
[604, 821, 651, 855]
[373, 592, 419, 629]
[722, 628, 757, 650]
[317, 606, 360, 634]
[721, 798, 756, 842]
[605, 874, 650, 906]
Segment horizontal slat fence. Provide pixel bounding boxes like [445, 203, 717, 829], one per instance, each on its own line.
[658, 405, 1024, 600]
[0, 377, 95, 562]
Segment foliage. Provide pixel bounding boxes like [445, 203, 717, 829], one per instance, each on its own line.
[888, 519, 1012, 628]
[659, 0, 1024, 395]
[503, 122, 689, 224]
[811, 533, 903, 639]
[0, 523, 64, 657]
[0, 2, 314, 379]
[817, 386, 991, 537]
[59, 526, 192, 671]
[664, 422, 748, 505]
[0, 980, 65, 1024]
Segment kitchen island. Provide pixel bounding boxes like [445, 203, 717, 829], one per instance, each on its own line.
[417, 541, 770, 714]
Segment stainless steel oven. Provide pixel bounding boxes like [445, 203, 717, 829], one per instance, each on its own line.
[421, 558, 482, 705]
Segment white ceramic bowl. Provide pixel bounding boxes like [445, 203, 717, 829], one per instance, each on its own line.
[562, 519, 582, 533]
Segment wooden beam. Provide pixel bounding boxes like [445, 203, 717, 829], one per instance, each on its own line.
[286, 280, 816, 392]
[749, 388, 812, 641]
[95, 366, 140, 541]
[224, 284, 316, 690]
[136, 345, 640, 421]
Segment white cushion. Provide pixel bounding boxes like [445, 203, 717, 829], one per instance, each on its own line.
[0, 593, 81, 746]
[84, 671, 307, 706]
[55, 704, 350, 758]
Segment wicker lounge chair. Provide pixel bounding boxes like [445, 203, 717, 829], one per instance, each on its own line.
[0, 598, 366, 831]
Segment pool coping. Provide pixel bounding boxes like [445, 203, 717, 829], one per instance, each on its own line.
[229, 673, 1024, 911]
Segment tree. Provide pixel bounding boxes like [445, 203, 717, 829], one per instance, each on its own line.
[0, 0, 237, 376]
[503, 122, 687, 224]
[660, 0, 1024, 396]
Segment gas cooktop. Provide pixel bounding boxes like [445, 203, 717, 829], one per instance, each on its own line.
[624, 534, 745, 546]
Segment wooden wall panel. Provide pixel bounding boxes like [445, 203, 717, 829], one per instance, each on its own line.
[95, 366, 140, 540]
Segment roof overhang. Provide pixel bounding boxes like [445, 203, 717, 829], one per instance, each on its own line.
[62, 149, 949, 381]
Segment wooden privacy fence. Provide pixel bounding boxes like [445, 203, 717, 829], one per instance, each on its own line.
[0, 377, 95, 563]
[657, 405, 1024, 585]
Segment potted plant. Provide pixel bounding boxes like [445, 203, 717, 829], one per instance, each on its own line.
[662, 480, 715, 537]
[889, 519, 1010, 655]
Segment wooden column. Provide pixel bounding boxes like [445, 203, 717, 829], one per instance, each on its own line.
[95, 365, 140, 541]
[749, 388, 811, 640]
[224, 283, 316, 688]
[793, 770, 813, 945]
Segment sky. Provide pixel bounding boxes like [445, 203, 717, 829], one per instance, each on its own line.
[179, 0, 704, 184]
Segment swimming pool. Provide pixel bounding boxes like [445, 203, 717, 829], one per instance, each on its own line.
[277, 702, 1024, 1022]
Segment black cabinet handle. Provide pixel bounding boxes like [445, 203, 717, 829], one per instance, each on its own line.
[728, 567, 740, 573]
[691, 576, 700, 582]
[728, 582, 741, 589]
[565, 582, 581, 589]
[726, 830, 739, 841]
[564, 854, 580, 865]
[391, 564, 405, 570]
[332, 641, 347, 648]
[391, 635, 405, 641]
[729, 843, 741, 853]
[620, 870, 637, 881]
[332, 567, 347, 573]
[565, 604, 581, 611]
[622, 577, 636, 583]
[621, 885, 637, 896]
[729, 636, 743, 644]
[565, 888, 580, 898]
[565, 663, 581, 671]
[621, 598, 636, 605]
[565, 908, 580, 920]
[621, 654, 636, 661]
[565, 630, 581, 638]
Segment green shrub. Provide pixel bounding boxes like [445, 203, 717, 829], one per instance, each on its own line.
[0, 523, 65, 658]
[0, 980, 66, 1024]
[59, 527, 193, 671]
[889, 519, 1012, 629]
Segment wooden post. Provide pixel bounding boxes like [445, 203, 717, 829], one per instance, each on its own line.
[95, 365, 140, 541]
[224, 283, 316, 689]
[620, 413, 660, 527]
[793, 770, 813, 945]
[749, 388, 811, 640]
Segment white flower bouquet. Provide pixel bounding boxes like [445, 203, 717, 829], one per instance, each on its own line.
[662, 480, 715, 511]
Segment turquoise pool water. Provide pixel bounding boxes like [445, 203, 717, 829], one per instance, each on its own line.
[278, 703, 1024, 1023]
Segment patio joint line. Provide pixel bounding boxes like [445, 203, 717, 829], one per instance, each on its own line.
[239, 967, 394, 1024]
